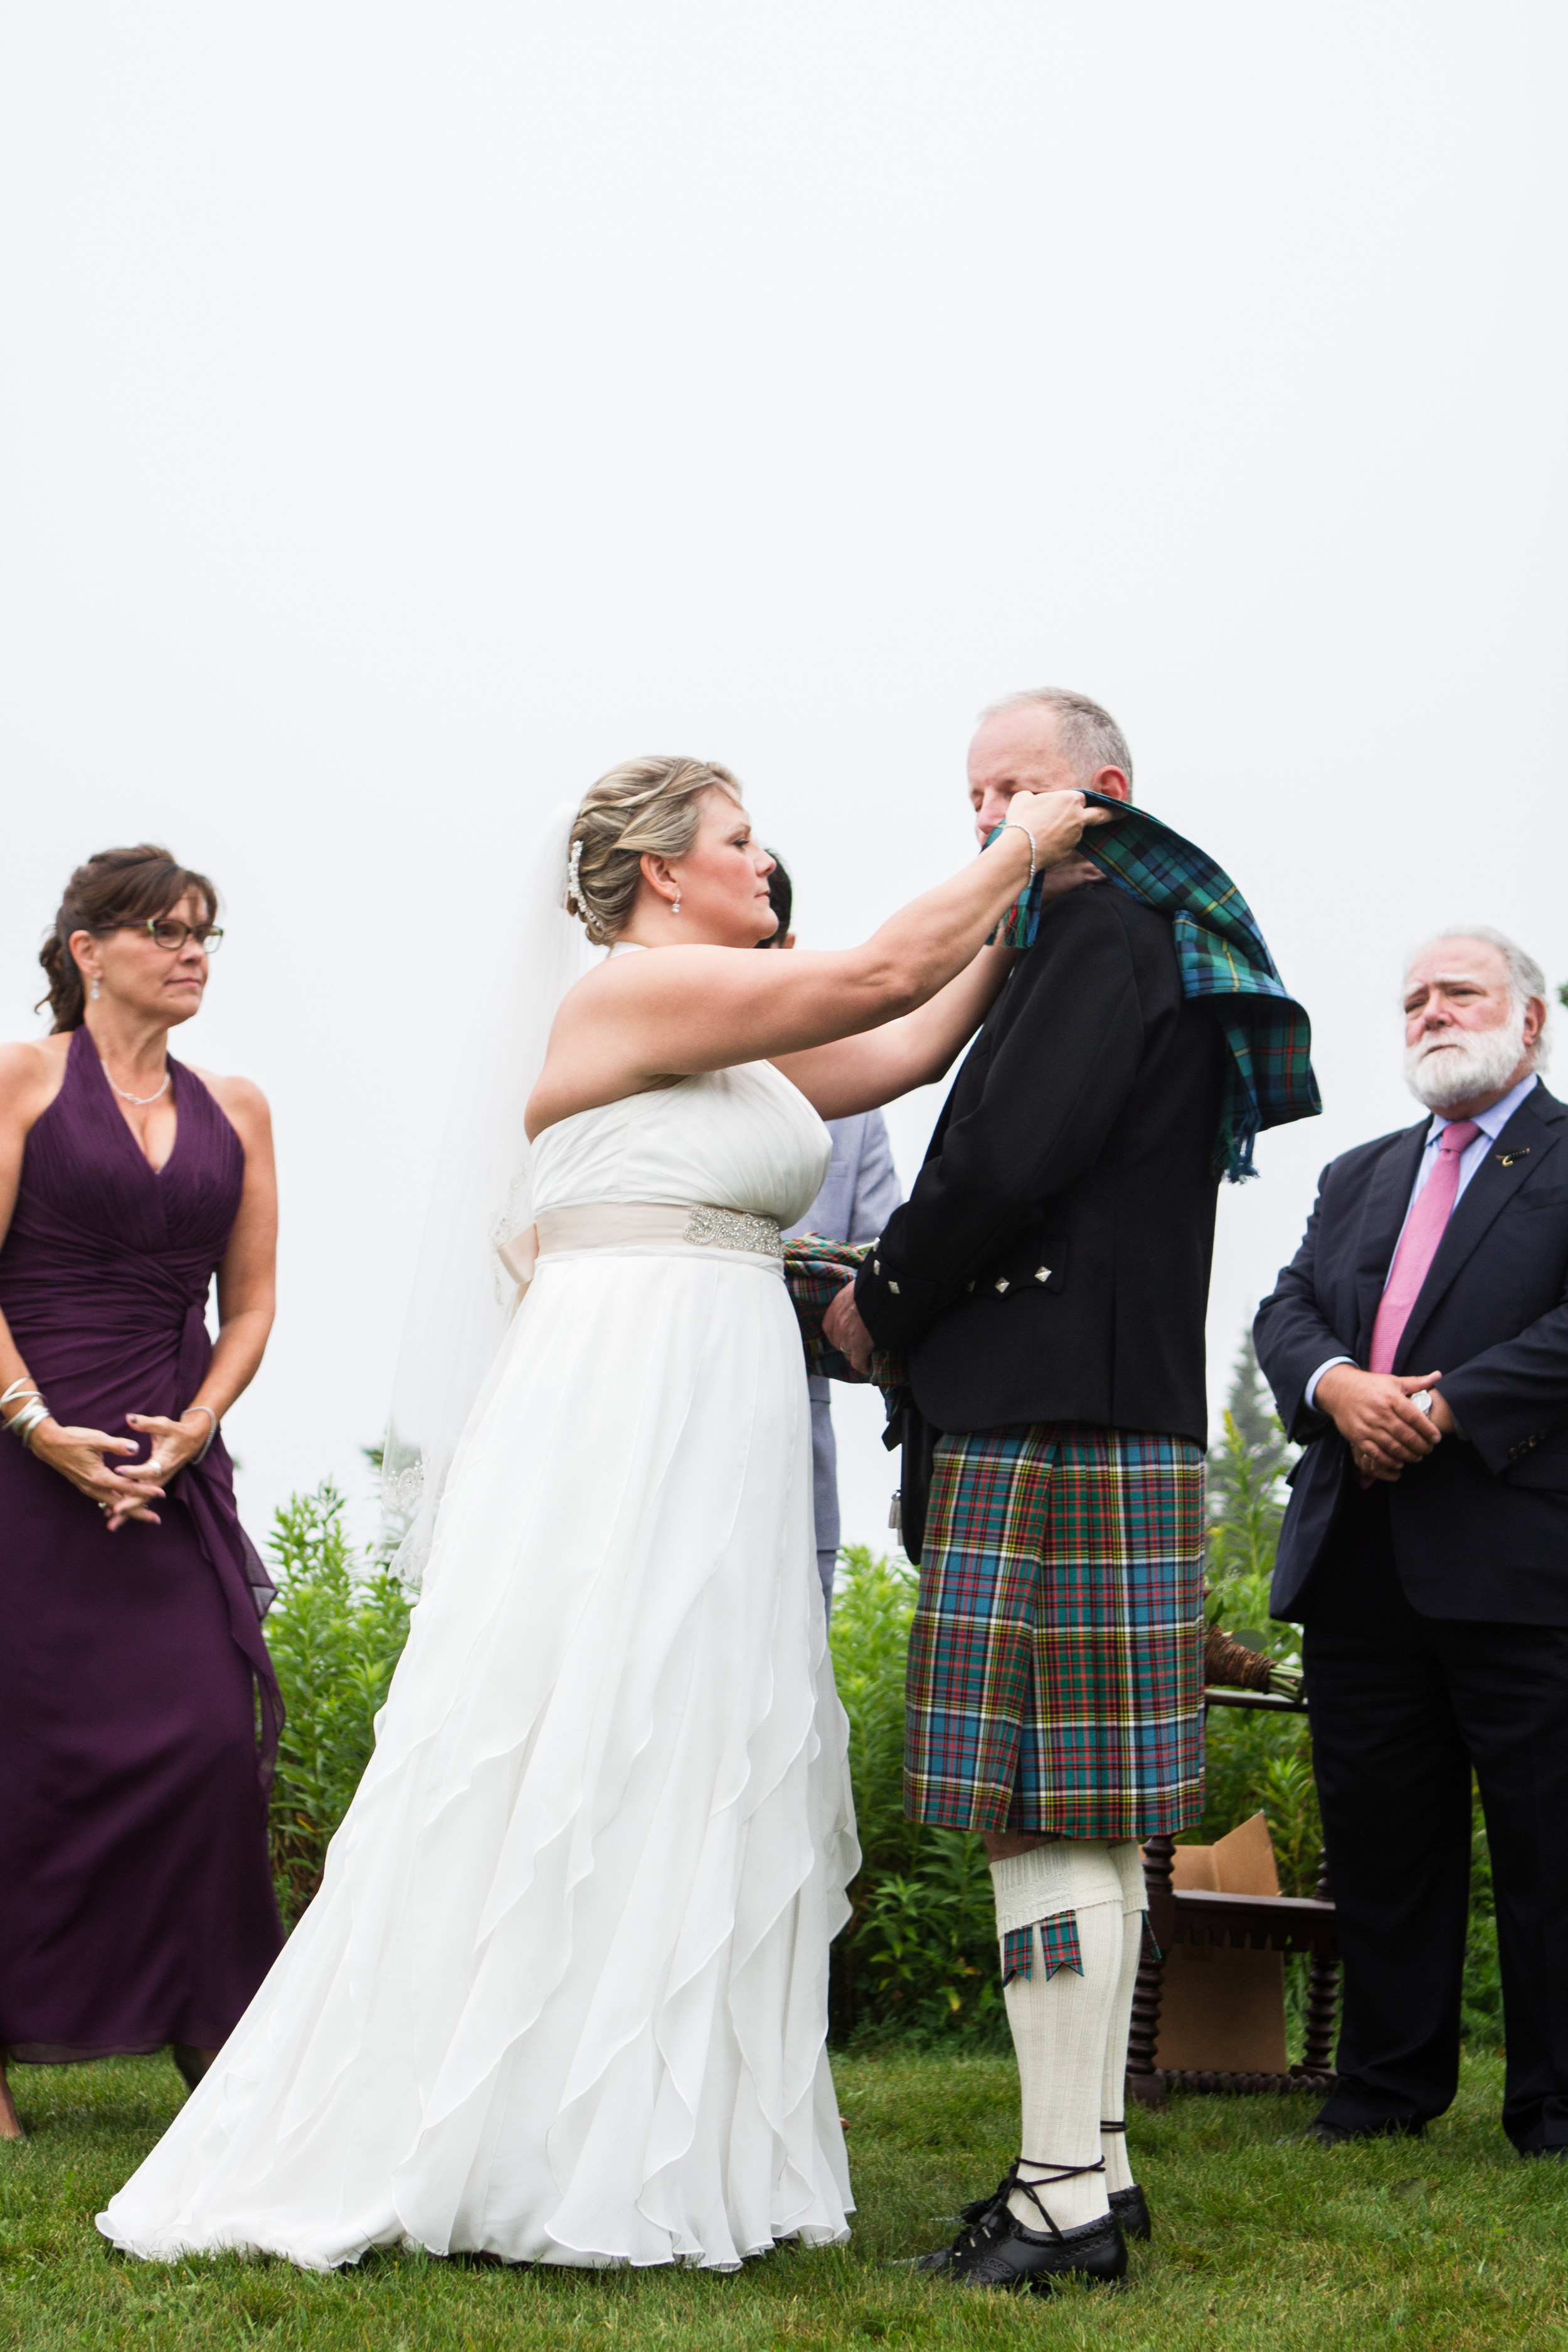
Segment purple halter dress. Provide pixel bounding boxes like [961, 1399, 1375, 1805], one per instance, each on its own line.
[0, 1028, 283, 2062]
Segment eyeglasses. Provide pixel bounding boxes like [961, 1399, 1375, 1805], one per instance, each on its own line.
[105, 918, 225, 954]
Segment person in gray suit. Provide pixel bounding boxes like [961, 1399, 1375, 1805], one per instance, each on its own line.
[762, 856, 903, 1616]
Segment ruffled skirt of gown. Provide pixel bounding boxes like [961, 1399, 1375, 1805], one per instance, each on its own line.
[98, 1246, 859, 2270]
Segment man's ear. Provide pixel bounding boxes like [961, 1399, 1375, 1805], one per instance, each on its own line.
[1088, 766, 1132, 804]
[1523, 994, 1547, 1048]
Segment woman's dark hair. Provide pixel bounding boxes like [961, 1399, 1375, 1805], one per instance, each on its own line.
[758, 852, 792, 946]
[38, 844, 220, 1033]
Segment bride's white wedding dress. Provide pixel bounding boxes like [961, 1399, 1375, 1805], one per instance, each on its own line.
[99, 1052, 859, 2272]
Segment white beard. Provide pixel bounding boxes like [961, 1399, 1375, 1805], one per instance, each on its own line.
[1406, 1005, 1528, 1112]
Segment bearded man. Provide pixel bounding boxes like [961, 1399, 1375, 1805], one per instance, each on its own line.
[1256, 927, 1568, 2154]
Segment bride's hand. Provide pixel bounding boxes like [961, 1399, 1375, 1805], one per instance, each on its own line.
[1001, 789, 1116, 872]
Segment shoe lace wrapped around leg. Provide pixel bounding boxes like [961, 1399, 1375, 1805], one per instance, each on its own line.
[955, 2156, 1106, 2250]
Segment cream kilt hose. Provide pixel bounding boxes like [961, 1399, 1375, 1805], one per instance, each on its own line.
[904, 1424, 1205, 1840]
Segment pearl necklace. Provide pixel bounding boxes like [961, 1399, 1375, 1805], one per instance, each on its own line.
[100, 1059, 171, 1107]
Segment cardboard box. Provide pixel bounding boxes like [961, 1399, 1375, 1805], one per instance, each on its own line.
[1151, 1813, 1289, 2074]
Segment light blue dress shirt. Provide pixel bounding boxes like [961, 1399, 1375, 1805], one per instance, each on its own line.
[1303, 1071, 1539, 1410]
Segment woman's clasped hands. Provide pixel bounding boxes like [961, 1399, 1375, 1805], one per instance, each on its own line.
[29, 1407, 216, 1532]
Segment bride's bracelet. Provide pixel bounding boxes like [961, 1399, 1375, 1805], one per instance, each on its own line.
[997, 817, 1037, 890]
[1, 1378, 52, 1451]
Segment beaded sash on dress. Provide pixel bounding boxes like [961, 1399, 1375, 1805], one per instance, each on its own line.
[526, 1200, 783, 1267]
[681, 1205, 783, 1258]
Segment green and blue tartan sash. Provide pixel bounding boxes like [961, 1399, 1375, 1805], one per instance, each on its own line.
[992, 795, 1321, 1182]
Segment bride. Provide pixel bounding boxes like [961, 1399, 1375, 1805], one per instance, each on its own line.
[99, 754, 1099, 2274]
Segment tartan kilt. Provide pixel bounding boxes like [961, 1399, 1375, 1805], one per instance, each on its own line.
[904, 1423, 1205, 1841]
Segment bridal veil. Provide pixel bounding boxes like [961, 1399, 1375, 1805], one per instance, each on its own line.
[381, 800, 595, 1587]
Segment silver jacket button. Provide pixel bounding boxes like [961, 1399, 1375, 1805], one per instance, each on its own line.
[1034, 1266, 1051, 1283]
[887, 1279, 900, 1294]
[993, 1277, 1010, 1295]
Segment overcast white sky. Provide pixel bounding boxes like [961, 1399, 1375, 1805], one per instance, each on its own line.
[1, 3, 1564, 1559]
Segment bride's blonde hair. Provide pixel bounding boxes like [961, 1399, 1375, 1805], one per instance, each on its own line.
[566, 756, 743, 945]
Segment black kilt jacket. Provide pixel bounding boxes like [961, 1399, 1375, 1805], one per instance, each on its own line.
[854, 885, 1226, 1448]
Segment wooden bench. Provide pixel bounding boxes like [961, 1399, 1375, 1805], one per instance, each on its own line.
[1126, 1688, 1340, 2106]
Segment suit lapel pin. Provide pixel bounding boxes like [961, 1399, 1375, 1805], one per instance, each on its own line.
[1495, 1147, 1530, 1168]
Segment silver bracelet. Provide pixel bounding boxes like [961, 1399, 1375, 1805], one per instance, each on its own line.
[184, 1404, 220, 1464]
[997, 817, 1037, 890]
[1, 1379, 51, 1451]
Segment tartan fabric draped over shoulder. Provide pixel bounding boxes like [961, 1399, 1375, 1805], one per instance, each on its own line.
[906, 1424, 1205, 1841]
[994, 797, 1321, 1180]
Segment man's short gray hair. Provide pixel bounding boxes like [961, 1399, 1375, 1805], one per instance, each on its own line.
[1407, 924, 1552, 1074]
[978, 688, 1134, 795]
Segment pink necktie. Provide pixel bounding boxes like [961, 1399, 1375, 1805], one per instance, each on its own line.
[1368, 1120, 1480, 1374]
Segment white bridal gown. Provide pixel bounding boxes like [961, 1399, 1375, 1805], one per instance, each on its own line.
[99, 1056, 859, 2272]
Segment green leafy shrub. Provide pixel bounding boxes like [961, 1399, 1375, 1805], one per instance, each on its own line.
[851, 1836, 1005, 2044]
[1206, 1333, 1295, 1587]
[1199, 1345, 1322, 1899]
[827, 1547, 1005, 2046]
[263, 1483, 413, 1927]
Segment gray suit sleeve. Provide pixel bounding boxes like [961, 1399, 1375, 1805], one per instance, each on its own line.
[846, 1110, 903, 1245]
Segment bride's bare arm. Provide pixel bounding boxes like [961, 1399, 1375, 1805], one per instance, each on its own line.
[770, 945, 1017, 1119]
[773, 850, 1110, 1115]
[529, 792, 1107, 1135]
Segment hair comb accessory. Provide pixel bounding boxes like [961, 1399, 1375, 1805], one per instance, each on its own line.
[567, 835, 585, 914]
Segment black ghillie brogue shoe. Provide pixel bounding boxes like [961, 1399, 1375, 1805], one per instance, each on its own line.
[927, 2167, 1151, 2252]
[909, 2180, 1005, 2276]
[1101, 2119, 1152, 2241]
[1110, 2183, 1152, 2241]
[916, 2159, 1127, 2296]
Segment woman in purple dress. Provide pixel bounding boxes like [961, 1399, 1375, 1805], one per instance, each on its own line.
[0, 844, 283, 2141]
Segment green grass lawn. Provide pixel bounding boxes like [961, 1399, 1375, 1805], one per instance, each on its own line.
[3, 2047, 1565, 2348]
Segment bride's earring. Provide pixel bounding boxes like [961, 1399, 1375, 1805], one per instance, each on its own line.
[90, 979, 101, 1000]
[671, 890, 681, 918]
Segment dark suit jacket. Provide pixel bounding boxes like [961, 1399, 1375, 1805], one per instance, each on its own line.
[1255, 1081, 1568, 1624]
[854, 885, 1225, 1445]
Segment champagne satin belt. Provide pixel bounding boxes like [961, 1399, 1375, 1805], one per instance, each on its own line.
[497, 1200, 785, 1290]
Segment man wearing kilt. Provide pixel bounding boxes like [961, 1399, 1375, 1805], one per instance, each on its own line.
[825, 688, 1319, 2294]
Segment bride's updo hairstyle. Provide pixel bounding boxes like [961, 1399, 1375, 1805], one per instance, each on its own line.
[38, 844, 219, 1033]
[566, 756, 743, 945]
